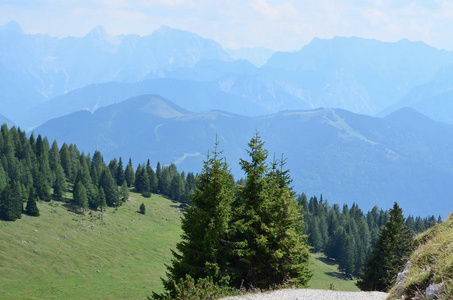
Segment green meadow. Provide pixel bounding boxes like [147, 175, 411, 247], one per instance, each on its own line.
[1, 192, 357, 299]
[0, 192, 182, 299]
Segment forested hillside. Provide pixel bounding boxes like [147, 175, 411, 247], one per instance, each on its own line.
[300, 195, 440, 278]
[35, 95, 453, 217]
[0, 124, 195, 221]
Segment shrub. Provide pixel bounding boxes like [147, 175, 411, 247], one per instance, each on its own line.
[139, 203, 146, 215]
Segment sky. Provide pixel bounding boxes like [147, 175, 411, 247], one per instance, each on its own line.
[1, 0, 453, 51]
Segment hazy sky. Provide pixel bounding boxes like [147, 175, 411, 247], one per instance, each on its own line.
[1, 0, 452, 51]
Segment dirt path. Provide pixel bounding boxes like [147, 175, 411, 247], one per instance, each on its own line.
[224, 288, 388, 300]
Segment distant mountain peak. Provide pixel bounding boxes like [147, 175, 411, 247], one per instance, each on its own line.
[121, 94, 189, 119]
[85, 25, 109, 39]
[1, 20, 23, 35]
[384, 107, 436, 125]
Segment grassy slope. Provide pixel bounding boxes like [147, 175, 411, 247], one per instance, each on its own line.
[0, 192, 357, 299]
[0, 192, 182, 300]
[388, 213, 453, 299]
[309, 253, 359, 292]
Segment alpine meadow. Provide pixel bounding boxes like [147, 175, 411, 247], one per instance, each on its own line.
[2, 2, 453, 299]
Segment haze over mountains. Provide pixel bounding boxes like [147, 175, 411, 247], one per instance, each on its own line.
[2, 20, 453, 217]
[35, 94, 453, 217]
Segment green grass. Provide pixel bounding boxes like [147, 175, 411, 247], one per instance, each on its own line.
[0, 192, 182, 299]
[308, 253, 359, 292]
[1, 192, 360, 299]
[388, 213, 453, 299]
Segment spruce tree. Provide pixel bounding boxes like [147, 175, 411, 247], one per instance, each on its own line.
[99, 169, 119, 207]
[34, 170, 51, 202]
[97, 187, 107, 212]
[125, 158, 135, 187]
[25, 187, 40, 217]
[52, 165, 67, 201]
[233, 133, 311, 288]
[357, 202, 413, 291]
[73, 181, 88, 213]
[116, 157, 125, 186]
[262, 157, 312, 286]
[0, 183, 22, 221]
[160, 140, 236, 298]
[120, 182, 129, 202]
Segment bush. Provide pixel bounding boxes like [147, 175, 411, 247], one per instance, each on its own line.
[151, 275, 237, 300]
[142, 191, 151, 198]
[139, 203, 146, 215]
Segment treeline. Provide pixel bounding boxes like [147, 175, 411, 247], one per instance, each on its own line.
[0, 124, 195, 221]
[300, 194, 441, 278]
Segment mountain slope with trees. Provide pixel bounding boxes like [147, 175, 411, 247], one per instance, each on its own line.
[35, 95, 453, 217]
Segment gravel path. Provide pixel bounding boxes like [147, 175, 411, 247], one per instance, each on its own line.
[224, 288, 388, 300]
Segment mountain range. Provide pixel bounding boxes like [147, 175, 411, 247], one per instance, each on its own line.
[3, 21, 453, 128]
[34, 94, 453, 217]
[3, 20, 453, 217]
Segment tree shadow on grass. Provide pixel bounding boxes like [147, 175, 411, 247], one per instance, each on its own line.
[315, 255, 337, 266]
[325, 272, 351, 280]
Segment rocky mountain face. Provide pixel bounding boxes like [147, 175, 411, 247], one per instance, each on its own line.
[382, 63, 453, 124]
[0, 21, 230, 122]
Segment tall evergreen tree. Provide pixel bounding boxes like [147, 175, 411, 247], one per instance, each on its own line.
[25, 187, 40, 217]
[120, 182, 129, 202]
[161, 140, 236, 298]
[125, 158, 135, 187]
[97, 187, 107, 212]
[73, 181, 88, 213]
[99, 169, 119, 207]
[115, 157, 125, 186]
[0, 163, 9, 191]
[52, 165, 67, 201]
[357, 202, 413, 291]
[0, 183, 22, 221]
[33, 170, 51, 202]
[233, 133, 311, 288]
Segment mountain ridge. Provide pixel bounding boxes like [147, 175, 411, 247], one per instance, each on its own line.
[34, 94, 453, 217]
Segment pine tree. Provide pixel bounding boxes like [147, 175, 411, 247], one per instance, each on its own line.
[99, 169, 119, 207]
[233, 133, 311, 288]
[25, 187, 40, 217]
[97, 187, 107, 212]
[169, 174, 185, 201]
[0, 163, 9, 191]
[0, 183, 23, 221]
[60, 143, 73, 180]
[116, 157, 125, 186]
[262, 157, 312, 286]
[135, 165, 150, 193]
[357, 202, 413, 291]
[120, 182, 129, 202]
[52, 165, 67, 201]
[125, 158, 135, 187]
[34, 170, 51, 202]
[73, 181, 88, 213]
[160, 140, 236, 298]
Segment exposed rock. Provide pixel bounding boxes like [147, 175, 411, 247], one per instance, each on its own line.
[426, 283, 445, 299]
[395, 261, 411, 295]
